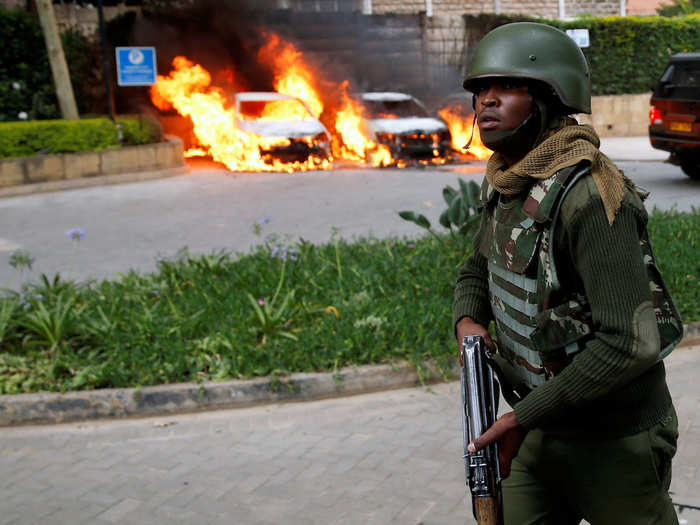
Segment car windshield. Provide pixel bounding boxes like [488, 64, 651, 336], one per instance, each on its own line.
[238, 99, 313, 122]
[362, 99, 429, 119]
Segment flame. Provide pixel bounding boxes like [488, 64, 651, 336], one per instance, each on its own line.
[332, 84, 393, 166]
[150, 56, 330, 172]
[151, 33, 457, 172]
[438, 106, 492, 160]
[184, 147, 207, 157]
[257, 35, 391, 167]
[259, 33, 324, 118]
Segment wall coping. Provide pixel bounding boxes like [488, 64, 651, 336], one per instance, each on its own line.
[0, 135, 188, 197]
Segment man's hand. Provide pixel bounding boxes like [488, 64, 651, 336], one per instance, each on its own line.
[467, 411, 527, 478]
[456, 317, 495, 364]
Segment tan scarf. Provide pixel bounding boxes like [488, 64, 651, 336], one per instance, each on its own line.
[485, 122, 628, 224]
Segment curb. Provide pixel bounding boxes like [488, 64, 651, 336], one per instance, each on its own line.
[0, 361, 455, 427]
[0, 165, 190, 199]
[1, 323, 698, 427]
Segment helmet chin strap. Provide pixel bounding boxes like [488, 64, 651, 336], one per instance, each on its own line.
[463, 113, 478, 150]
[464, 91, 559, 156]
[481, 106, 540, 154]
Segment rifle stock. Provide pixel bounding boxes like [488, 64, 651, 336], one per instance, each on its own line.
[460, 335, 504, 525]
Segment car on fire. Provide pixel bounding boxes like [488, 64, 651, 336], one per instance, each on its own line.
[357, 92, 452, 161]
[649, 53, 700, 179]
[234, 92, 332, 166]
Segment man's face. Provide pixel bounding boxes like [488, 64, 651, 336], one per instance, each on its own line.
[474, 79, 534, 134]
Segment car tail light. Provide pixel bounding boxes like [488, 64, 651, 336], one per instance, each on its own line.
[649, 106, 663, 125]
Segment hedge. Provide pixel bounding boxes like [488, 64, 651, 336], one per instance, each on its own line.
[463, 14, 700, 96]
[117, 115, 163, 146]
[0, 116, 163, 158]
[545, 15, 700, 95]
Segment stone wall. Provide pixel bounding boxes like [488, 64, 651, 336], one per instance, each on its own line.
[0, 136, 185, 190]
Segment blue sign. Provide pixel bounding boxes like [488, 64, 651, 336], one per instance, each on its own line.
[116, 47, 157, 86]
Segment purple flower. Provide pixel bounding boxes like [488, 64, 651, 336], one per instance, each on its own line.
[407, 244, 415, 249]
[270, 246, 280, 258]
[259, 216, 272, 225]
[66, 228, 86, 241]
[258, 299, 265, 306]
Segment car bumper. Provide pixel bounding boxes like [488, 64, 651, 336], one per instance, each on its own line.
[261, 140, 331, 163]
[378, 137, 452, 160]
[649, 127, 700, 154]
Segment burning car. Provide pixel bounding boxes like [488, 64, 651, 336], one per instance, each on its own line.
[234, 92, 332, 166]
[435, 92, 492, 160]
[357, 92, 452, 162]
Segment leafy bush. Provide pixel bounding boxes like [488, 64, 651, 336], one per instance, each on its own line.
[546, 15, 700, 95]
[464, 14, 700, 96]
[117, 115, 163, 145]
[0, 116, 163, 158]
[0, 119, 119, 157]
[0, 9, 102, 121]
[657, 0, 700, 16]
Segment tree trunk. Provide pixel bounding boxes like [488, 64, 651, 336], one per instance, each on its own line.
[35, 0, 79, 120]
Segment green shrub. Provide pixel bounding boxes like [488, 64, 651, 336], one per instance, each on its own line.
[0, 116, 163, 158]
[657, 0, 700, 16]
[116, 115, 163, 145]
[464, 14, 700, 96]
[0, 9, 102, 121]
[0, 119, 119, 157]
[545, 15, 700, 95]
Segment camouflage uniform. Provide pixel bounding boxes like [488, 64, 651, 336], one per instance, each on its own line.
[474, 162, 683, 401]
[455, 22, 683, 524]
[454, 160, 683, 524]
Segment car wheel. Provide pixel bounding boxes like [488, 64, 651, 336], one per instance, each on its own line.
[680, 160, 700, 180]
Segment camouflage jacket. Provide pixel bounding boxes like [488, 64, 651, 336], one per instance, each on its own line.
[473, 162, 683, 399]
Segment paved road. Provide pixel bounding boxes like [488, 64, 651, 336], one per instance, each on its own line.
[1, 157, 698, 288]
[0, 343, 698, 524]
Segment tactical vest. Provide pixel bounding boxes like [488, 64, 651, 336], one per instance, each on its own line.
[478, 163, 684, 394]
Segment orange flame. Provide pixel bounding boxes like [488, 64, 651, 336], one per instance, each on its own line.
[438, 106, 492, 160]
[151, 34, 456, 171]
[150, 56, 330, 172]
[184, 147, 207, 158]
[332, 83, 393, 166]
[258, 33, 324, 119]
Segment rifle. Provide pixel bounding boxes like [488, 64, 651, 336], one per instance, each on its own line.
[460, 335, 504, 525]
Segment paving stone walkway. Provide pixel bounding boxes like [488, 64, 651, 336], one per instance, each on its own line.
[0, 344, 698, 524]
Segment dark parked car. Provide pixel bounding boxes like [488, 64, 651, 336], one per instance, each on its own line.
[649, 53, 700, 179]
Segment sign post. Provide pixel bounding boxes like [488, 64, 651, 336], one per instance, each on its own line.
[115, 47, 157, 86]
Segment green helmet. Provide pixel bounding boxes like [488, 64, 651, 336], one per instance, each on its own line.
[463, 22, 591, 114]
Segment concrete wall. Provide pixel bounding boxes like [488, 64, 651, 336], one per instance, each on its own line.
[0, 136, 185, 189]
[578, 93, 650, 137]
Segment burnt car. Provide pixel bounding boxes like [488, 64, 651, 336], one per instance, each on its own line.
[358, 92, 452, 161]
[649, 53, 700, 179]
[234, 92, 331, 165]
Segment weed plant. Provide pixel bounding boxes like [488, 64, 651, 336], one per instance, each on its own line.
[0, 207, 697, 394]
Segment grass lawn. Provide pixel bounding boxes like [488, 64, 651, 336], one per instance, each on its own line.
[0, 206, 697, 395]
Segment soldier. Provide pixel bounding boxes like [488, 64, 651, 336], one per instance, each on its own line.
[453, 22, 684, 524]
